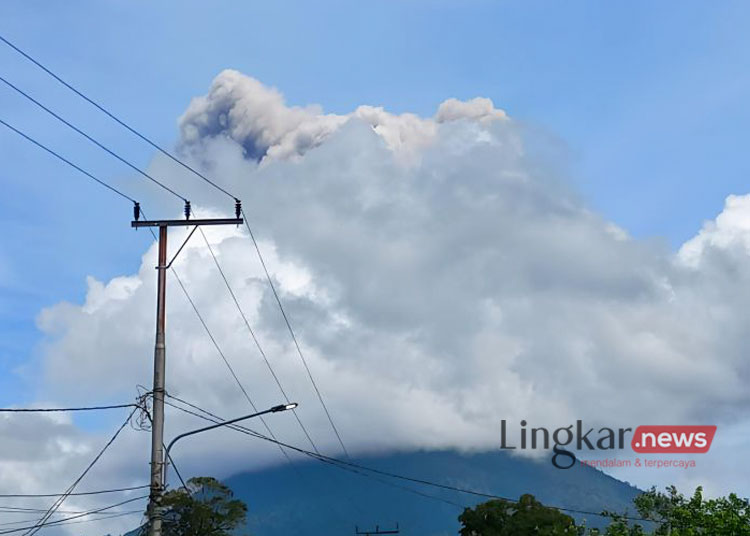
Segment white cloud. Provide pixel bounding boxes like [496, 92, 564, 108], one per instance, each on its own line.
[435, 97, 507, 124]
[679, 194, 750, 267]
[11, 71, 750, 533]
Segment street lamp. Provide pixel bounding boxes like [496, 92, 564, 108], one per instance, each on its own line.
[163, 402, 298, 486]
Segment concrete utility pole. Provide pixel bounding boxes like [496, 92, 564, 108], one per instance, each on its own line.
[132, 213, 242, 536]
[355, 524, 400, 535]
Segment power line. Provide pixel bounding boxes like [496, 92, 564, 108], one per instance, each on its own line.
[0, 495, 147, 536]
[1, 70, 325, 485]
[157, 304, 370, 532]
[163, 397, 462, 509]
[3, 31, 348, 522]
[0, 485, 149, 499]
[0, 510, 143, 529]
[21, 406, 138, 536]
[0, 505, 138, 515]
[0, 74, 187, 202]
[168, 268, 299, 468]
[162, 395, 461, 513]
[11, 62, 340, 459]
[0, 32, 347, 458]
[242, 208, 350, 458]
[0, 33, 238, 202]
[136, 212, 302, 483]
[0, 117, 137, 205]
[168, 221, 366, 521]
[165, 448, 187, 491]
[150, 207, 326, 493]
[164, 395, 653, 524]
[0, 403, 136, 413]
[197, 227, 320, 454]
[163, 396, 464, 509]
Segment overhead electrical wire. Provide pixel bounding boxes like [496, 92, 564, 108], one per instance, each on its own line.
[0, 33, 236, 202]
[0, 510, 143, 530]
[162, 397, 381, 523]
[0, 504, 139, 515]
[0, 69, 330, 462]
[241, 210, 350, 458]
[0, 33, 348, 457]
[0, 74, 186, 202]
[0, 485, 149, 499]
[167, 216, 364, 523]
[0, 403, 137, 413]
[4, 32, 407, 523]
[137, 210, 298, 470]
[197, 227, 320, 454]
[0, 111, 353, 532]
[164, 448, 187, 491]
[21, 406, 138, 536]
[164, 395, 654, 524]
[0, 32, 355, 525]
[162, 396, 464, 510]
[0, 117, 137, 205]
[0, 90, 305, 531]
[0, 495, 147, 536]
[136, 212, 315, 511]
[160, 270, 369, 533]
[168, 268, 297, 467]
[0, 89, 316, 507]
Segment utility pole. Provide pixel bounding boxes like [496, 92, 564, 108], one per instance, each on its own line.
[133, 203, 242, 536]
[355, 523, 400, 535]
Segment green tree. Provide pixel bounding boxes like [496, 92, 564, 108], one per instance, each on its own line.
[459, 494, 583, 535]
[633, 486, 750, 535]
[158, 476, 248, 536]
[587, 513, 646, 536]
[595, 486, 750, 535]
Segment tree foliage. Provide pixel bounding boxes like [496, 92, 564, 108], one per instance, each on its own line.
[159, 477, 248, 536]
[594, 486, 750, 536]
[459, 487, 750, 535]
[459, 494, 582, 535]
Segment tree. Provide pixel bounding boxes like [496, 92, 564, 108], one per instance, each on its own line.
[156, 477, 248, 536]
[587, 513, 646, 536]
[632, 486, 750, 535]
[459, 494, 582, 535]
[595, 486, 750, 536]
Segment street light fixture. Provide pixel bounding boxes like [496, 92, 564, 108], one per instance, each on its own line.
[163, 402, 298, 486]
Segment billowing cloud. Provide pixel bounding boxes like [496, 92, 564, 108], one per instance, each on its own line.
[178, 69, 507, 163]
[11, 72, 750, 533]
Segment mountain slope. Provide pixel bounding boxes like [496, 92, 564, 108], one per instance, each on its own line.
[224, 449, 640, 535]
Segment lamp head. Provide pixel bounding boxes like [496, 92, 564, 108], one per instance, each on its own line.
[271, 402, 298, 412]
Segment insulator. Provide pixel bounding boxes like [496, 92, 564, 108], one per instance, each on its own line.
[184, 201, 191, 220]
[235, 199, 242, 219]
[133, 202, 141, 221]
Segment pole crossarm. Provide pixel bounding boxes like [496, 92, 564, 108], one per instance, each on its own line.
[132, 218, 243, 228]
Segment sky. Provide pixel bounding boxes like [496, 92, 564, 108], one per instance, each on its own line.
[2, 1, 750, 400]
[1, 2, 750, 534]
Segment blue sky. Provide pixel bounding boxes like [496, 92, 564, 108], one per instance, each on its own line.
[0, 0, 749, 407]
